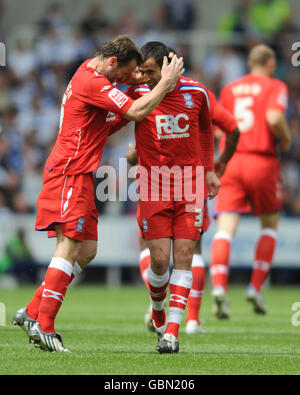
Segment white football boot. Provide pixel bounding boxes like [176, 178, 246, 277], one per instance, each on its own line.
[29, 323, 70, 352]
[153, 319, 168, 341]
[144, 303, 155, 332]
[185, 320, 205, 335]
[156, 333, 179, 354]
[13, 307, 37, 343]
[245, 285, 267, 314]
[212, 286, 231, 319]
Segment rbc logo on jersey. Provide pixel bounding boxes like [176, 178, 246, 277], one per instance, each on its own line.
[76, 217, 85, 232]
[155, 113, 190, 139]
[183, 93, 194, 108]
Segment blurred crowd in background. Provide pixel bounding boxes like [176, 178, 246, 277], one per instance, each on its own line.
[0, 0, 299, 217]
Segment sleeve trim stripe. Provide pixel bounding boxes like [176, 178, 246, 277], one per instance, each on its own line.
[178, 85, 210, 109]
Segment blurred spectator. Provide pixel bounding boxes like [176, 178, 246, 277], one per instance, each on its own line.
[219, 0, 291, 38]
[38, 2, 70, 39]
[218, 0, 253, 37]
[164, 0, 196, 31]
[9, 39, 36, 79]
[0, 70, 13, 112]
[250, 0, 291, 37]
[80, 2, 108, 37]
[18, 95, 58, 148]
[0, 228, 37, 283]
[202, 45, 246, 91]
[0, 0, 298, 218]
[118, 10, 139, 36]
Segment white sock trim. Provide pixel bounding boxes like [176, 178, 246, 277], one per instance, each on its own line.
[49, 257, 73, 277]
[72, 261, 82, 277]
[168, 307, 185, 324]
[148, 265, 169, 288]
[214, 231, 232, 242]
[192, 254, 205, 268]
[260, 228, 277, 240]
[139, 248, 150, 261]
[169, 269, 193, 289]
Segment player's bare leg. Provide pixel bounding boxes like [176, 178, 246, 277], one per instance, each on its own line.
[246, 212, 280, 314]
[146, 238, 171, 340]
[210, 213, 240, 319]
[186, 238, 206, 334]
[138, 236, 155, 331]
[77, 239, 98, 270]
[156, 238, 196, 354]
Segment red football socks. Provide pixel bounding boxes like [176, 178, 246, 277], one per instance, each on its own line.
[36, 257, 73, 333]
[186, 255, 206, 323]
[147, 266, 169, 328]
[26, 282, 45, 320]
[250, 229, 277, 291]
[165, 269, 193, 338]
[210, 232, 232, 291]
[26, 262, 82, 321]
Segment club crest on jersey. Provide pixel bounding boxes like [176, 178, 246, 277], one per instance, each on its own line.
[76, 217, 85, 232]
[182, 93, 194, 108]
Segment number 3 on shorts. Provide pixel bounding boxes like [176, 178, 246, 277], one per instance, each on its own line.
[194, 207, 203, 228]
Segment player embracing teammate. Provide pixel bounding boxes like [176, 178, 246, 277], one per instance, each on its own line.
[13, 36, 184, 352]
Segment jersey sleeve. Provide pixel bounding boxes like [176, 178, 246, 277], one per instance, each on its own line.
[208, 90, 238, 134]
[267, 81, 289, 113]
[108, 86, 139, 136]
[198, 91, 215, 172]
[83, 77, 135, 116]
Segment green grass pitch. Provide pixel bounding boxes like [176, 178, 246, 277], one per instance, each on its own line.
[0, 284, 300, 375]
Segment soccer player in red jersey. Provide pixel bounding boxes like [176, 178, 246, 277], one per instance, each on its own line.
[125, 88, 239, 334]
[12, 36, 184, 352]
[210, 44, 291, 318]
[111, 41, 221, 353]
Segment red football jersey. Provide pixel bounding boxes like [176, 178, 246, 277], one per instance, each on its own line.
[112, 76, 214, 172]
[45, 59, 134, 175]
[208, 90, 237, 134]
[219, 73, 288, 156]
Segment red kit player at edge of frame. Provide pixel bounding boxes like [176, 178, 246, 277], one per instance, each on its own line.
[210, 44, 291, 319]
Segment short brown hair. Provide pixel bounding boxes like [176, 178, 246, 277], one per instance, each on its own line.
[96, 35, 143, 66]
[248, 44, 275, 67]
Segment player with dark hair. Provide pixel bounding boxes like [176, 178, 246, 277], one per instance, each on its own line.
[13, 36, 184, 352]
[110, 41, 221, 353]
[125, 86, 239, 334]
[210, 44, 291, 318]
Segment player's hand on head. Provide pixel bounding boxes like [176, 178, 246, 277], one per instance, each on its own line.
[161, 54, 185, 90]
[206, 171, 221, 200]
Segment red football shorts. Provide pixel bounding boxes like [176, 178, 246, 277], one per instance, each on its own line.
[214, 153, 283, 216]
[137, 200, 210, 240]
[35, 170, 98, 242]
